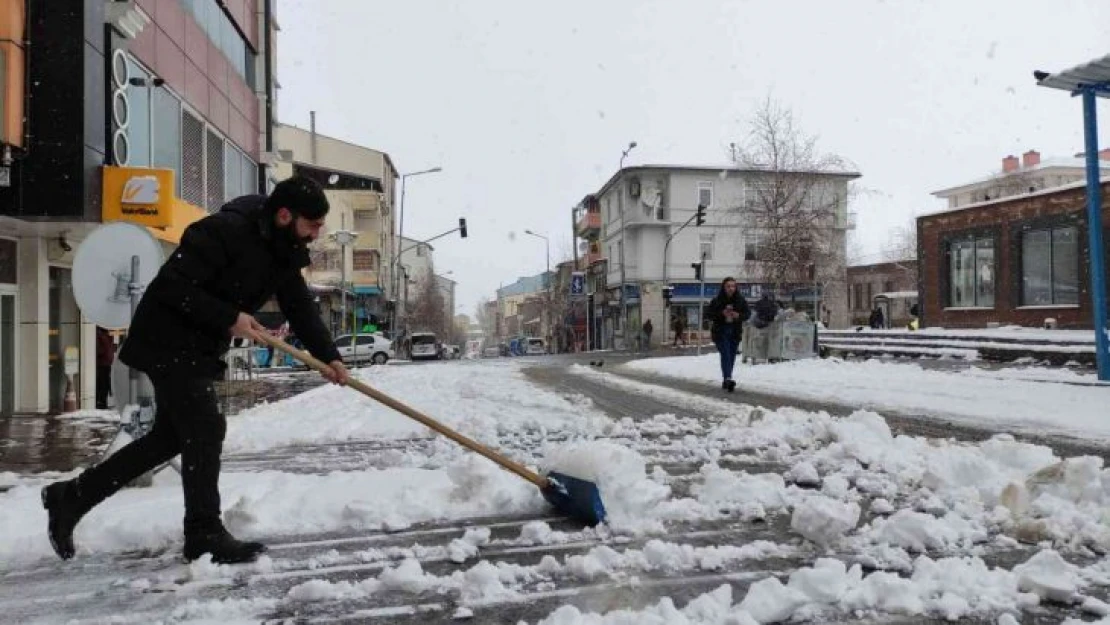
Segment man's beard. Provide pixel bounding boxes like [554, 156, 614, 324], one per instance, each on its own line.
[273, 221, 312, 258]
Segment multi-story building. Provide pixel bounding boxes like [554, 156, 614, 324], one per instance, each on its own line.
[272, 121, 399, 334]
[0, 0, 277, 414]
[495, 272, 551, 340]
[576, 164, 858, 348]
[434, 273, 456, 330]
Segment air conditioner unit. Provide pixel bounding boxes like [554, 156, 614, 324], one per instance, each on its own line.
[257, 151, 278, 165]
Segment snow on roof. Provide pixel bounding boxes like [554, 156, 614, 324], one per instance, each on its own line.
[920, 175, 1110, 218]
[931, 157, 1110, 197]
[594, 163, 862, 198]
[874, 291, 919, 299]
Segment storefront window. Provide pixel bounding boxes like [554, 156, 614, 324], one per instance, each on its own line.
[1022, 226, 1078, 305]
[125, 57, 151, 167]
[152, 87, 182, 194]
[947, 237, 994, 307]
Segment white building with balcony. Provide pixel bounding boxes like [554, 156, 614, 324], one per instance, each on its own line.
[273, 122, 399, 334]
[582, 164, 859, 347]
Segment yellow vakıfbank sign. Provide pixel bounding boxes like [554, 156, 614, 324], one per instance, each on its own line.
[101, 166, 176, 228]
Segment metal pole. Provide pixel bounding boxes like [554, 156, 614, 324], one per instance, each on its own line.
[696, 251, 706, 356]
[128, 255, 140, 407]
[1081, 87, 1109, 381]
[392, 175, 407, 341]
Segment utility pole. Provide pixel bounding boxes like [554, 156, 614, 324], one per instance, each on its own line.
[617, 141, 636, 350]
[331, 228, 357, 336]
[696, 251, 706, 356]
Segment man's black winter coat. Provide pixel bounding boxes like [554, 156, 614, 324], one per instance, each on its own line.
[119, 195, 341, 379]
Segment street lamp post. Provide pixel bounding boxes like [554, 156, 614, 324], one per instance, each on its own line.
[617, 141, 636, 350]
[523, 229, 551, 349]
[330, 229, 358, 335]
[393, 166, 442, 338]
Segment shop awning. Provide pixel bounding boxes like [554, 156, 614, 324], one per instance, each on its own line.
[355, 286, 382, 295]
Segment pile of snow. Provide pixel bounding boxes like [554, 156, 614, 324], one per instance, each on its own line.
[527, 549, 1108, 625]
[228, 361, 613, 452]
[623, 355, 1110, 440]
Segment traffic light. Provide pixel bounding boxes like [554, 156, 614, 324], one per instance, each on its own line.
[695, 204, 706, 226]
[459, 218, 468, 238]
[691, 262, 702, 281]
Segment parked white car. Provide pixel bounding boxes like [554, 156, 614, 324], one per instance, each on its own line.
[335, 333, 393, 365]
[525, 337, 546, 355]
[409, 332, 439, 361]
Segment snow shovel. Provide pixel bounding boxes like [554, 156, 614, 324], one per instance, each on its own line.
[254, 333, 607, 526]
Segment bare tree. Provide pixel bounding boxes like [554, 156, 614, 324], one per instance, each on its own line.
[730, 96, 853, 319]
[880, 217, 918, 263]
[406, 268, 448, 338]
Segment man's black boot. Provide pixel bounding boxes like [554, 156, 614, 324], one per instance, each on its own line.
[41, 479, 92, 560]
[184, 528, 267, 564]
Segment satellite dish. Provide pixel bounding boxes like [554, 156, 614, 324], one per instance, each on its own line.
[72, 221, 164, 330]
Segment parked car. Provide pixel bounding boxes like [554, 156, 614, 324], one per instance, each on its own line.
[441, 344, 462, 360]
[525, 337, 546, 355]
[409, 332, 440, 361]
[483, 346, 501, 358]
[335, 333, 393, 365]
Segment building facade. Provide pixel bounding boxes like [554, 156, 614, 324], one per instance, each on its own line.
[846, 260, 919, 327]
[273, 122, 398, 335]
[576, 164, 858, 348]
[918, 180, 1110, 329]
[0, 0, 276, 414]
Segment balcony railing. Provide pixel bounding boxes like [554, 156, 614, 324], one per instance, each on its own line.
[576, 211, 601, 236]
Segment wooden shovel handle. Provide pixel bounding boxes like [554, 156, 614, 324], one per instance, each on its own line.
[254, 332, 550, 489]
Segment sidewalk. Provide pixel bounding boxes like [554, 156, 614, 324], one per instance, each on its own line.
[0, 371, 329, 478]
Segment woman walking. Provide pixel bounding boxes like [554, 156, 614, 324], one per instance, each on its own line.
[706, 277, 751, 392]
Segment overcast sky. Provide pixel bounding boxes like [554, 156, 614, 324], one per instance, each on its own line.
[275, 0, 1110, 316]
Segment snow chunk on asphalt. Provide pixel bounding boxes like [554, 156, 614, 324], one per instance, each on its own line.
[448, 527, 491, 563]
[1012, 550, 1083, 604]
[739, 576, 809, 623]
[379, 558, 439, 593]
[791, 496, 860, 546]
[866, 509, 986, 553]
[788, 461, 820, 487]
[693, 465, 789, 512]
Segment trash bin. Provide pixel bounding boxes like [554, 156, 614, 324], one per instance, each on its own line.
[742, 319, 816, 364]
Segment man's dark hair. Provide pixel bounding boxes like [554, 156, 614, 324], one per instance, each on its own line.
[264, 175, 330, 219]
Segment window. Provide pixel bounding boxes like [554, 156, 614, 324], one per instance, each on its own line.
[699, 234, 714, 260]
[353, 250, 376, 271]
[205, 129, 225, 212]
[744, 235, 765, 261]
[866, 282, 873, 306]
[697, 181, 713, 208]
[356, 335, 375, 346]
[126, 58, 151, 167]
[1022, 226, 1078, 306]
[224, 144, 242, 201]
[152, 88, 182, 193]
[853, 283, 864, 310]
[947, 237, 994, 307]
[179, 0, 256, 88]
[181, 112, 206, 207]
[883, 280, 894, 294]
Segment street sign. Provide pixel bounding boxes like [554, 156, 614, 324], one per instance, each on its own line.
[570, 272, 585, 297]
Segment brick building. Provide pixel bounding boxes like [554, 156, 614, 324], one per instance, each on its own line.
[846, 260, 918, 327]
[917, 180, 1110, 329]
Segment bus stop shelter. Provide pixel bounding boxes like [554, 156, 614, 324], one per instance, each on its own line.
[1035, 54, 1110, 381]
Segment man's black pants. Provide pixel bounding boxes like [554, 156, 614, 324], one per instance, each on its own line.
[76, 376, 227, 536]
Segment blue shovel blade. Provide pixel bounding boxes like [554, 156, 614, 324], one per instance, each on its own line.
[541, 471, 607, 526]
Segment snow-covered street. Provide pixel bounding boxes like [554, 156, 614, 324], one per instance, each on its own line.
[3, 356, 1110, 624]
